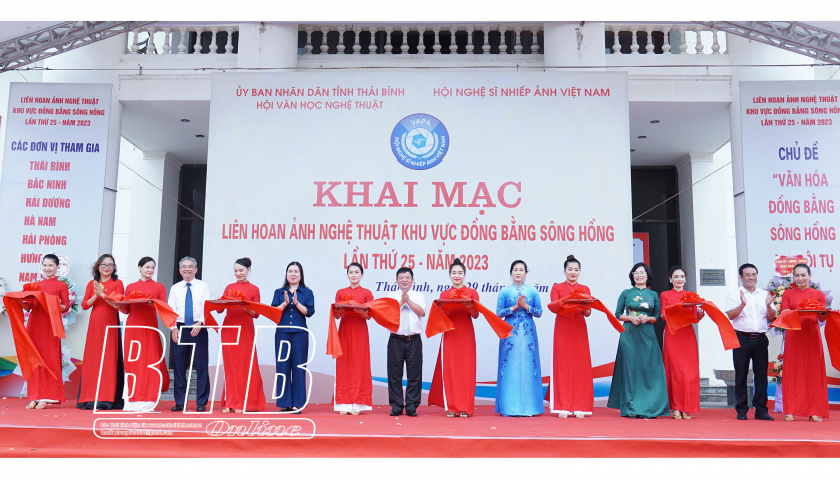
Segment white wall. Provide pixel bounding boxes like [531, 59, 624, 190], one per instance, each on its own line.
[123, 151, 181, 291]
[111, 138, 142, 281]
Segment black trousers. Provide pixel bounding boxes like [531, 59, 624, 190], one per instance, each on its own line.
[732, 331, 769, 415]
[387, 334, 422, 412]
[172, 326, 210, 406]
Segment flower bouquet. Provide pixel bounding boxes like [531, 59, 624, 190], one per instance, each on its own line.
[769, 353, 783, 384]
[772, 351, 785, 412]
[0, 277, 7, 315]
[59, 277, 80, 327]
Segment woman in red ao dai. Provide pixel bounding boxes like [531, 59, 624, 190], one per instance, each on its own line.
[220, 257, 266, 413]
[548, 255, 594, 418]
[780, 263, 830, 422]
[78, 254, 125, 410]
[332, 262, 374, 414]
[429, 258, 481, 418]
[659, 266, 705, 420]
[23, 254, 69, 409]
[117, 257, 169, 412]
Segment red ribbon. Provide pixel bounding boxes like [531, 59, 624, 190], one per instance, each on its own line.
[326, 297, 401, 358]
[546, 290, 624, 333]
[204, 291, 285, 331]
[799, 298, 823, 310]
[771, 306, 840, 371]
[2, 289, 65, 381]
[425, 291, 513, 339]
[661, 296, 740, 350]
[679, 291, 704, 303]
[108, 292, 179, 329]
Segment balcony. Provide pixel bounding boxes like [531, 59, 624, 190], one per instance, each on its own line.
[118, 21, 733, 106]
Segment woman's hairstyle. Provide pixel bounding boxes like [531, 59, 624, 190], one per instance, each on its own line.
[629, 262, 654, 287]
[138, 256, 156, 268]
[235, 257, 252, 269]
[42, 254, 59, 266]
[793, 263, 811, 275]
[347, 262, 364, 275]
[449, 257, 466, 274]
[91, 254, 118, 281]
[283, 261, 307, 289]
[564, 255, 580, 269]
[510, 260, 528, 274]
[668, 265, 686, 278]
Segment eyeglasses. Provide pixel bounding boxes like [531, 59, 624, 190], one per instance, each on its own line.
[100, 264, 115, 269]
[180, 266, 196, 270]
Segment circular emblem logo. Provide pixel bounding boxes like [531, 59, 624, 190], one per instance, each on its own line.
[391, 114, 449, 170]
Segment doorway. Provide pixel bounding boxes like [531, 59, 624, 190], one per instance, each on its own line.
[631, 166, 681, 352]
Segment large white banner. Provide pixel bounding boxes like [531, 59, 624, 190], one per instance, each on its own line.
[0, 83, 112, 316]
[204, 71, 631, 404]
[740, 80, 840, 403]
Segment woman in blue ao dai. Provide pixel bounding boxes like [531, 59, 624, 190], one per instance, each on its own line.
[494, 260, 544, 416]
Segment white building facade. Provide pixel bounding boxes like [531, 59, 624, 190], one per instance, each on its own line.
[1, 21, 837, 404]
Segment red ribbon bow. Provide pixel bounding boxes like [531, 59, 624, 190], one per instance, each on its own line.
[680, 291, 705, 303]
[661, 293, 740, 350]
[327, 297, 401, 358]
[204, 291, 285, 332]
[124, 291, 151, 300]
[546, 289, 624, 333]
[109, 291, 178, 329]
[22, 283, 42, 292]
[446, 288, 471, 300]
[425, 289, 514, 339]
[799, 298, 822, 310]
[224, 289, 248, 301]
[771, 296, 840, 371]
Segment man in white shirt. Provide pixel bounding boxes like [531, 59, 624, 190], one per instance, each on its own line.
[724, 263, 777, 421]
[386, 267, 426, 417]
[167, 256, 211, 412]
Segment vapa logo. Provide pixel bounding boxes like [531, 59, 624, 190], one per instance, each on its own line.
[391, 113, 449, 170]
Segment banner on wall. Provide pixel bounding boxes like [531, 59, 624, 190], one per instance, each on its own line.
[0, 83, 111, 396]
[204, 71, 632, 404]
[0, 82, 111, 297]
[739, 80, 840, 403]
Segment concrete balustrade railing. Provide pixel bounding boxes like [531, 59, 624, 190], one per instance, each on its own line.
[605, 23, 727, 55]
[124, 23, 729, 61]
[297, 24, 543, 55]
[127, 24, 240, 54]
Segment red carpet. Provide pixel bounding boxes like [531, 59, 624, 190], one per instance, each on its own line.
[1, 398, 838, 457]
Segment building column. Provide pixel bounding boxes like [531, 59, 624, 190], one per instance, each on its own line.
[678, 151, 733, 383]
[542, 21, 606, 67]
[237, 22, 299, 69]
[125, 151, 182, 292]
